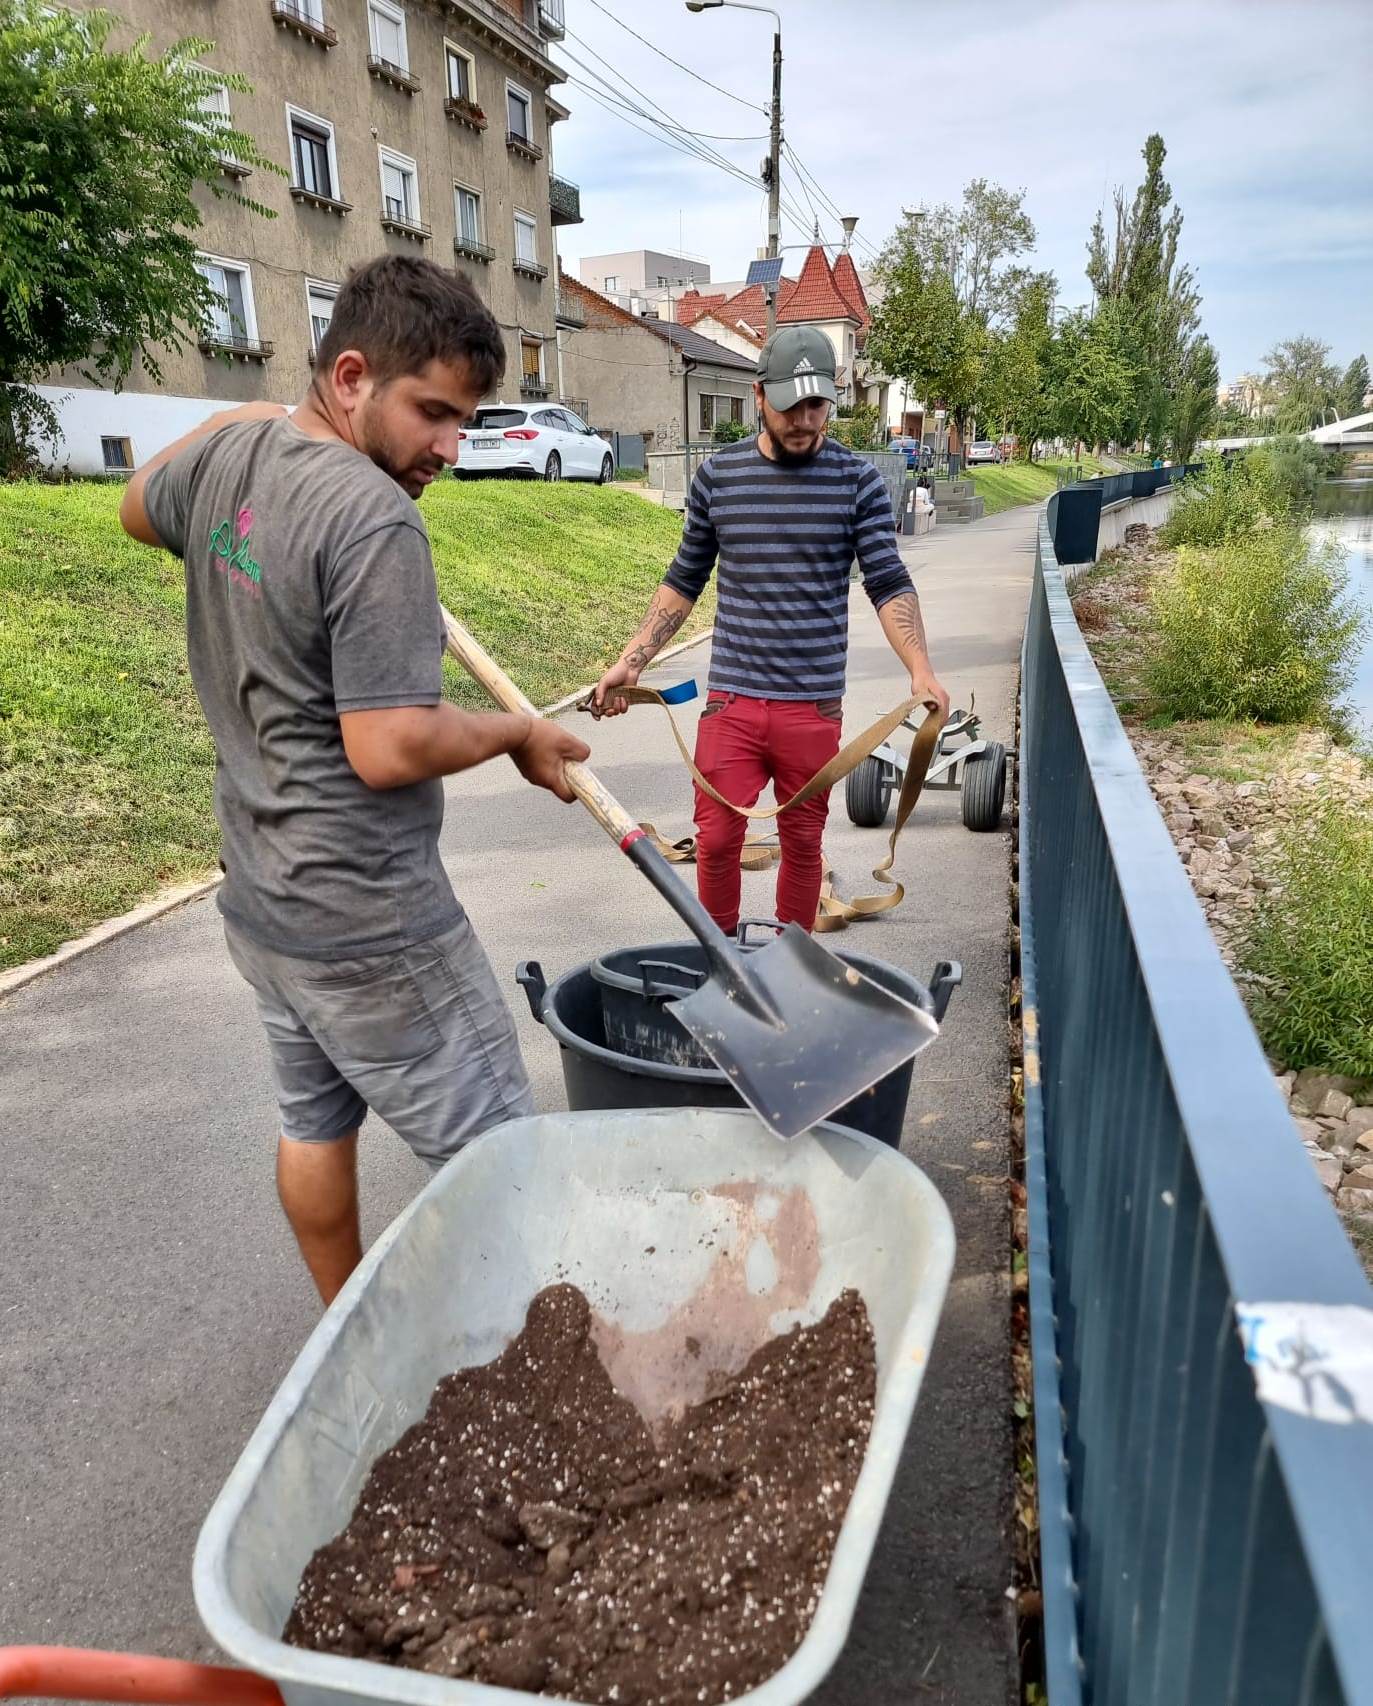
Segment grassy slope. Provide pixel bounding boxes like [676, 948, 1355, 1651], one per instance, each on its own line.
[0, 479, 690, 970]
[969, 456, 1109, 516]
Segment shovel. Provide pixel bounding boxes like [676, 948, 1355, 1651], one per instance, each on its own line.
[442, 610, 938, 1140]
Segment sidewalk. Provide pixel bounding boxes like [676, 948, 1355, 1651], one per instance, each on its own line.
[0, 505, 1038, 1699]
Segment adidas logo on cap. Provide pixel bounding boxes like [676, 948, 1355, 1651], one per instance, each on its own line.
[793, 356, 816, 373]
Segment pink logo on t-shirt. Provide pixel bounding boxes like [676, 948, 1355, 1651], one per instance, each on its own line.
[236, 505, 254, 540]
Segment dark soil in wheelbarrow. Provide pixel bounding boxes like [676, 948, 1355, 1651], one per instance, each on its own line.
[284, 1284, 875, 1705]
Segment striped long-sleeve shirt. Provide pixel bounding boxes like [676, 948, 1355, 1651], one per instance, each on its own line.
[663, 436, 914, 700]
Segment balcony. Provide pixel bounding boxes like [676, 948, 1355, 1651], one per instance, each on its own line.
[290, 185, 351, 216]
[549, 173, 581, 227]
[217, 155, 253, 182]
[506, 130, 543, 163]
[519, 377, 551, 399]
[270, 0, 337, 48]
[454, 237, 495, 265]
[199, 333, 274, 363]
[536, 0, 565, 38]
[367, 55, 420, 95]
[381, 204, 430, 242]
[555, 289, 585, 327]
[512, 256, 548, 282]
[443, 96, 488, 133]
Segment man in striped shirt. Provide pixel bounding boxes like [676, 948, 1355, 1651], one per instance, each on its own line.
[595, 326, 948, 935]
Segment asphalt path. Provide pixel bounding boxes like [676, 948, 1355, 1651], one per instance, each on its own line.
[0, 502, 1037, 1701]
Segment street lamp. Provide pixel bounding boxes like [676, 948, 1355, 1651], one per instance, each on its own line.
[686, 0, 783, 337]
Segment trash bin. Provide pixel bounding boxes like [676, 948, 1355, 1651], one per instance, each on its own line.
[517, 932, 960, 1150]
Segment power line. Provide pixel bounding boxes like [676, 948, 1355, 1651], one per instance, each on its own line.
[558, 37, 759, 185]
[577, 0, 765, 113]
[782, 142, 883, 265]
[565, 79, 762, 193]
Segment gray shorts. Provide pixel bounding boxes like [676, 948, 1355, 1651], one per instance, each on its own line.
[224, 917, 534, 1170]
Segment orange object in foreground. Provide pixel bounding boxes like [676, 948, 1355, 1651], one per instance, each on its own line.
[0, 1647, 283, 1706]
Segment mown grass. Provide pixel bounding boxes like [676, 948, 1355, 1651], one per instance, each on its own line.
[968, 456, 1109, 516]
[0, 478, 691, 970]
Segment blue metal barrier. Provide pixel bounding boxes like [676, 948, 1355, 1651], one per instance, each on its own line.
[1019, 514, 1373, 1706]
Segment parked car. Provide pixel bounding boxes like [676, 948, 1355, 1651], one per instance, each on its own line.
[456, 405, 616, 483]
[966, 441, 1002, 465]
[887, 436, 936, 471]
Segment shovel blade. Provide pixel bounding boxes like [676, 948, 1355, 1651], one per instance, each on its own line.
[669, 924, 939, 1141]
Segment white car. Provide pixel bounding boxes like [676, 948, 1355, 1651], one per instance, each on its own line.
[456, 404, 616, 484]
[966, 441, 1002, 465]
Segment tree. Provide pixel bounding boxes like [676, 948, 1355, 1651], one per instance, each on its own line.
[0, 3, 277, 462]
[977, 274, 1056, 456]
[1261, 336, 1340, 432]
[866, 256, 984, 450]
[1339, 354, 1370, 420]
[887, 181, 1039, 327]
[1048, 304, 1137, 452]
[1169, 333, 1218, 462]
[1086, 134, 1202, 449]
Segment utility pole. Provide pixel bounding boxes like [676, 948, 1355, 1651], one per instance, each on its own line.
[766, 24, 782, 338]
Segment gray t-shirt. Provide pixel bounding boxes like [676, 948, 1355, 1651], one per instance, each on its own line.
[145, 416, 462, 959]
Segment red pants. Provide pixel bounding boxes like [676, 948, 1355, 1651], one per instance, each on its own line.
[692, 691, 843, 935]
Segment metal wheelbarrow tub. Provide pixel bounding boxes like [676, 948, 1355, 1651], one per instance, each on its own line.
[194, 1107, 955, 1706]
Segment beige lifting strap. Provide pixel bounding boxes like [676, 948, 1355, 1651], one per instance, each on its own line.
[577, 687, 943, 931]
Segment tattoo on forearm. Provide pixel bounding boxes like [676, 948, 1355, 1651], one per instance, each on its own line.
[886, 592, 928, 657]
[623, 594, 686, 672]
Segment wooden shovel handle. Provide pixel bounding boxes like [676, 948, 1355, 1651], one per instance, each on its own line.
[441, 608, 642, 849]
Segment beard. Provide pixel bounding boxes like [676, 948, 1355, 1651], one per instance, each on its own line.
[358, 408, 444, 497]
[770, 435, 823, 467]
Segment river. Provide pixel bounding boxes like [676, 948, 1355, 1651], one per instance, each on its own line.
[1308, 473, 1373, 731]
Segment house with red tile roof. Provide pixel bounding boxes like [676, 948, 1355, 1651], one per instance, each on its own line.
[557, 270, 758, 450]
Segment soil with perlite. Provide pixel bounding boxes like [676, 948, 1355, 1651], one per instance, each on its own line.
[285, 1284, 875, 1704]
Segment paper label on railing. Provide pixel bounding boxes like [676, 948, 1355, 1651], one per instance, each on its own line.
[1236, 1301, 1373, 1426]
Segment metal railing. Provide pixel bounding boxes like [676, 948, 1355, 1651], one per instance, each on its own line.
[1019, 512, 1373, 1706]
[269, 0, 337, 46]
[549, 173, 581, 226]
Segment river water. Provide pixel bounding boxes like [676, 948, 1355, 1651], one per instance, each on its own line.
[1308, 475, 1373, 730]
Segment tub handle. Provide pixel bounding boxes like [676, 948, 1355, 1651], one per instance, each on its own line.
[515, 961, 548, 1024]
[927, 960, 962, 1024]
[638, 960, 706, 1002]
[735, 918, 784, 948]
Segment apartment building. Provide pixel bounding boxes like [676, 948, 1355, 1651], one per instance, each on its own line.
[576, 249, 711, 319]
[42, 0, 580, 475]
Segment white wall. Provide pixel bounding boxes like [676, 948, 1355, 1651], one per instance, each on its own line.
[35, 385, 223, 476]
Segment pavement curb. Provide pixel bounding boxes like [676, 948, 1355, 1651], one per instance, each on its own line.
[0, 625, 716, 1000]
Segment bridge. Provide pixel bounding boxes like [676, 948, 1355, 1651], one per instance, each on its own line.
[1202, 408, 1373, 452]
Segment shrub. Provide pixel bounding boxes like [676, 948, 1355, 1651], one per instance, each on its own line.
[711, 418, 750, 444]
[1145, 527, 1364, 723]
[1239, 797, 1373, 1077]
[1159, 449, 1282, 547]
[614, 465, 645, 482]
[826, 402, 880, 450]
[1249, 435, 1331, 514]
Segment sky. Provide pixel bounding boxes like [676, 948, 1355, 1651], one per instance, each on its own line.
[550, 0, 1373, 383]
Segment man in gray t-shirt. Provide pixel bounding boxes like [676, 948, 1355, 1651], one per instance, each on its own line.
[119, 256, 589, 1304]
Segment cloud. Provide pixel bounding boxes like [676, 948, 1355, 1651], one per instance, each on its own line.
[551, 0, 1372, 374]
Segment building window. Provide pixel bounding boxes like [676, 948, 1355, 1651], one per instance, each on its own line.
[194, 76, 230, 135]
[602, 274, 619, 293]
[101, 436, 134, 472]
[287, 107, 339, 200]
[306, 279, 337, 355]
[196, 256, 257, 346]
[379, 147, 419, 223]
[699, 393, 745, 433]
[513, 211, 538, 266]
[506, 81, 532, 142]
[445, 42, 473, 101]
[521, 338, 544, 388]
[455, 185, 482, 246]
[367, 0, 407, 70]
[656, 275, 670, 287]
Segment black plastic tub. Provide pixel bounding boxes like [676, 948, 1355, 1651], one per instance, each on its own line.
[517, 932, 960, 1149]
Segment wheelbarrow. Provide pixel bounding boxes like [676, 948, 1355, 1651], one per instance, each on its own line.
[845, 705, 1009, 833]
[3, 1108, 954, 1706]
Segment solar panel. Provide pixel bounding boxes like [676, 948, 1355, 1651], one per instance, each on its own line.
[745, 257, 785, 288]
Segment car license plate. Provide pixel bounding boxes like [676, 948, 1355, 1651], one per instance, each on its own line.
[473, 437, 502, 450]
